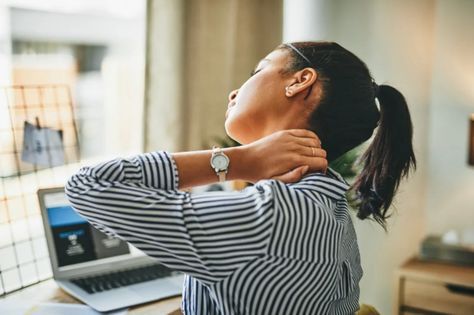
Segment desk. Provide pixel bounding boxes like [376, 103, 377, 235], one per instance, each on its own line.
[394, 258, 474, 315]
[0, 279, 182, 315]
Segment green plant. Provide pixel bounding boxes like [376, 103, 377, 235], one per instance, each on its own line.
[329, 143, 372, 211]
[329, 146, 363, 180]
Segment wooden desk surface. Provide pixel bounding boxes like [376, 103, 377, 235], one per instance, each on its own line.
[0, 279, 183, 315]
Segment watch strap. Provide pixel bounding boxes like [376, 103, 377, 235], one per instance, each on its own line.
[218, 171, 226, 182]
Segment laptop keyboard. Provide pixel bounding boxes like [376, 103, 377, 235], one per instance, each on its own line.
[71, 263, 179, 294]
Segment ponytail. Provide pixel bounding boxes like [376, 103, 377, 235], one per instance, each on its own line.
[279, 41, 416, 229]
[351, 84, 416, 229]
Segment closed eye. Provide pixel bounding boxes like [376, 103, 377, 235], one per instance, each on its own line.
[250, 69, 262, 77]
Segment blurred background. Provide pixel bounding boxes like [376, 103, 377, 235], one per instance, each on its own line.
[1, 0, 474, 313]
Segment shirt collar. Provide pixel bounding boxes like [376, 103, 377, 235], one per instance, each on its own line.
[287, 167, 350, 200]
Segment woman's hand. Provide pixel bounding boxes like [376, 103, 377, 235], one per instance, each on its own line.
[241, 129, 327, 184]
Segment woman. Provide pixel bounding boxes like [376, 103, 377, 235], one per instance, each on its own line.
[65, 41, 416, 314]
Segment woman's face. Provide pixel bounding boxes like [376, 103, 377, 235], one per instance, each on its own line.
[225, 48, 319, 144]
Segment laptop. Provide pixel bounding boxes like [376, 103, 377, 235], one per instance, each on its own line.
[38, 187, 184, 312]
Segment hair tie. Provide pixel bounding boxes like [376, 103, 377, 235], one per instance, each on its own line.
[372, 81, 380, 98]
[285, 43, 313, 67]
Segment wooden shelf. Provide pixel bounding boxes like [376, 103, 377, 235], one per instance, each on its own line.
[394, 258, 474, 315]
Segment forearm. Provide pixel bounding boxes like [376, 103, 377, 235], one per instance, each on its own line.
[172, 146, 249, 190]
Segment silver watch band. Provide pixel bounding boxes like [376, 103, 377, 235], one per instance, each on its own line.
[217, 171, 226, 182]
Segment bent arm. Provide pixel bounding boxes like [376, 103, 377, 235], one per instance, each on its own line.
[64, 150, 277, 284]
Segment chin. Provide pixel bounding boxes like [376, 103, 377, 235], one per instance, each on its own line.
[225, 120, 247, 145]
[224, 123, 239, 143]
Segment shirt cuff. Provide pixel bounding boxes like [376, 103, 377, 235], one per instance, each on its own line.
[138, 151, 180, 190]
[165, 151, 180, 190]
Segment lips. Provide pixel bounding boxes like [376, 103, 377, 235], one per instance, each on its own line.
[225, 103, 236, 119]
[227, 101, 236, 109]
[226, 102, 236, 119]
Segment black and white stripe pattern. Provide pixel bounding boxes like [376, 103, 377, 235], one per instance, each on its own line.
[65, 151, 363, 314]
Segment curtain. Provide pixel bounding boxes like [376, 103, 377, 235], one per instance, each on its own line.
[144, 0, 283, 152]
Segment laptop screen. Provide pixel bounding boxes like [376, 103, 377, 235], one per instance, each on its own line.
[43, 191, 130, 268]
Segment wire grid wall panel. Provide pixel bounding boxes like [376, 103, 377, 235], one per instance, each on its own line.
[0, 85, 81, 296]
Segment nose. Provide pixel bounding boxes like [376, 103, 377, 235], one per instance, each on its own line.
[228, 89, 239, 102]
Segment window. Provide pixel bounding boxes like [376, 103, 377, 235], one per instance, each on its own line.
[0, 0, 146, 295]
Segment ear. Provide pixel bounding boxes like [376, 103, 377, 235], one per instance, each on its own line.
[285, 68, 318, 97]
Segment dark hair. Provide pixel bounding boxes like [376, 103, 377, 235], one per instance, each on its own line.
[277, 41, 416, 229]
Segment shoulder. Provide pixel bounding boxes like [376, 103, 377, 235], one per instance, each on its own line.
[244, 168, 350, 212]
[287, 169, 350, 202]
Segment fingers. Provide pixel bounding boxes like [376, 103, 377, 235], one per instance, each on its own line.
[291, 138, 326, 158]
[312, 148, 327, 159]
[272, 165, 309, 183]
[302, 156, 328, 173]
[293, 136, 322, 149]
[301, 146, 327, 159]
[287, 130, 327, 172]
[262, 129, 327, 181]
[286, 129, 321, 144]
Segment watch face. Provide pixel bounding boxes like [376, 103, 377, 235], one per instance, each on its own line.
[213, 155, 228, 169]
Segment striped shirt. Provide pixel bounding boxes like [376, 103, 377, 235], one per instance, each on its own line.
[65, 151, 363, 315]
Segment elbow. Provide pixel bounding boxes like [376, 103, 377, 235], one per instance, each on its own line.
[64, 168, 92, 201]
[64, 174, 82, 207]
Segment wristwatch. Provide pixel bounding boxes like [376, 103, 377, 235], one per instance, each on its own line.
[210, 145, 230, 182]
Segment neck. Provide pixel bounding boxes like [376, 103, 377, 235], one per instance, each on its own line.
[261, 102, 311, 137]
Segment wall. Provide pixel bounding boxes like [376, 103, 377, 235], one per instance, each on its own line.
[426, 0, 474, 234]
